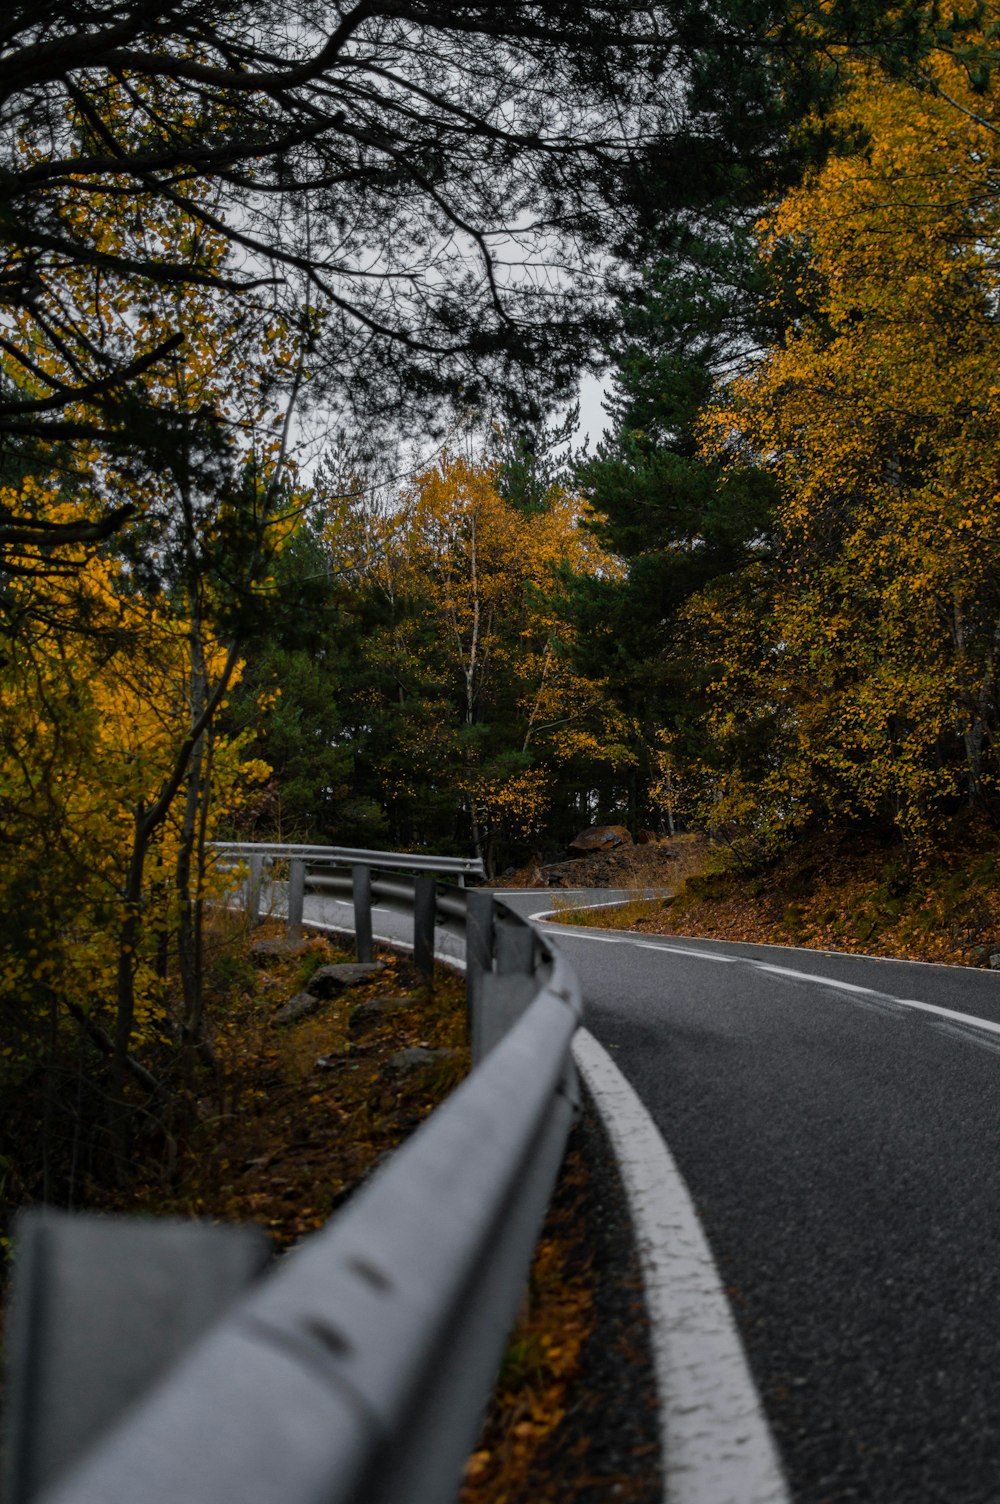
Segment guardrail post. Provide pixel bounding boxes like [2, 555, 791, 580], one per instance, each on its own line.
[352, 864, 373, 964]
[287, 859, 305, 942]
[413, 874, 436, 979]
[465, 890, 495, 1058]
[495, 914, 535, 975]
[3, 1210, 270, 1504]
[245, 855, 265, 926]
[471, 911, 539, 1063]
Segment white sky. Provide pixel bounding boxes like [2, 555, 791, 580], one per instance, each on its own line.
[574, 369, 612, 451]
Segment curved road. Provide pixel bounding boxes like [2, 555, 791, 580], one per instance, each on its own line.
[495, 890, 1000, 1504]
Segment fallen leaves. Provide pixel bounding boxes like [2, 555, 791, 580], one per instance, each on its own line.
[561, 826, 1000, 969]
[460, 1156, 596, 1504]
[90, 916, 469, 1248]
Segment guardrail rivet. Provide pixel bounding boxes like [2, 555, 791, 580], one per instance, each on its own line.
[303, 1319, 353, 1359]
[348, 1256, 393, 1293]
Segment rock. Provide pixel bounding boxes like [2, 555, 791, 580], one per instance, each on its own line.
[505, 853, 546, 886]
[568, 824, 632, 856]
[274, 991, 322, 1024]
[636, 828, 659, 845]
[384, 1046, 456, 1074]
[989, 952, 1000, 971]
[348, 996, 410, 1037]
[250, 936, 309, 963]
[306, 961, 383, 997]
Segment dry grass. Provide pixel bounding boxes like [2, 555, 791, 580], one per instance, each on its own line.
[553, 894, 674, 930]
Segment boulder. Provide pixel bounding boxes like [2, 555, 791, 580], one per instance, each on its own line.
[568, 824, 633, 856]
[250, 936, 309, 963]
[384, 1046, 457, 1074]
[348, 996, 410, 1037]
[274, 991, 322, 1025]
[636, 828, 659, 845]
[306, 961, 383, 997]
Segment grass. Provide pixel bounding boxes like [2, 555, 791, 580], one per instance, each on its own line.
[555, 894, 673, 930]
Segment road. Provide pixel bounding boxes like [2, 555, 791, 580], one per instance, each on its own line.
[297, 879, 1000, 1499]
[496, 890, 1000, 1504]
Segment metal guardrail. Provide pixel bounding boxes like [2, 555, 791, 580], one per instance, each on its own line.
[208, 841, 485, 878]
[210, 842, 485, 970]
[4, 855, 581, 1504]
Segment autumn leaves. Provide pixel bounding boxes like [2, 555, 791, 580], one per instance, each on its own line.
[687, 18, 1000, 851]
[297, 452, 632, 873]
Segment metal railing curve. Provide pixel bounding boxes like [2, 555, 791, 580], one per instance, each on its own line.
[5, 851, 582, 1504]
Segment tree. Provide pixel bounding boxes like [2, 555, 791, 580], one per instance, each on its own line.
[0, 0, 809, 557]
[566, 218, 783, 830]
[234, 449, 633, 869]
[10, 0, 951, 557]
[693, 18, 1000, 849]
[0, 171, 310, 1188]
[562, 0, 986, 840]
[0, 530, 269, 1193]
[378, 453, 637, 867]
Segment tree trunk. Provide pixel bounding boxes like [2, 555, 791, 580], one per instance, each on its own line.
[176, 621, 209, 1042]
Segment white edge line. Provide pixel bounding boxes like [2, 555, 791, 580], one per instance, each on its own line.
[550, 922, 1000, 1043]
[307, 894, 792, 1501]
[526, 897, 653, 922]
[572, 1028, 789, 1504]
[521, 895, 999, 975]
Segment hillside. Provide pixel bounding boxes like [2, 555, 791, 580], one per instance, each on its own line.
[557, 827, 1000, 970]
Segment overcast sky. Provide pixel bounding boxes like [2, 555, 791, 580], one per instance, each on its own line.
[574, 370, 612, 452]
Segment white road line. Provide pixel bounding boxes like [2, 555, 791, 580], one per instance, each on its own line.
[531, 893, 998, 975]
[552, 925, 1000, 1045]
[929, 1020, 1000, 1055]
[540, 927, 744, 965]
[552, 930, 623, 943]
[730, 958, 1000, 1039]
[635, 941, 740, 965]
[304, 893, 791, 1495]
[573, 1029, 790, 1504]
[534, 922, 626, 935]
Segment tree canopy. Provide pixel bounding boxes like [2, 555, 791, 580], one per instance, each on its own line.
[0, 4, 768, 483]
[680, 8, 1000, 851]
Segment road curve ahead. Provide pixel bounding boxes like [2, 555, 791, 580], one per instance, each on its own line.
[496, 891, 1000, 1504]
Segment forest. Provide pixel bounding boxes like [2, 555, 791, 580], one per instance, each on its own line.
[4, 0, 1000, 1208]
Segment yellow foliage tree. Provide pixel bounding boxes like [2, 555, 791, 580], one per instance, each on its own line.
[343, 451, 633, 870]
[695, 23, 1000, 848]
[0, 533, 268, 1187]
[0, 144, 304, 1189]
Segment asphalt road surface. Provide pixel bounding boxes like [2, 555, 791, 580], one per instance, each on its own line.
[496, 891, 1000, 1504]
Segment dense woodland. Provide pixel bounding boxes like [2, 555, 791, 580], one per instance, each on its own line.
[4, 0, 1000, 1207]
